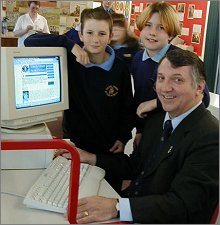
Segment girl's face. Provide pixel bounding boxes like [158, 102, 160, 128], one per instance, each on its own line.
[140, 13, 172, 57]
[111, 26, 126, 44]
[79, 19, 111, 55]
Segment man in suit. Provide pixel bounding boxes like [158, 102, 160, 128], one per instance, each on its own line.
[96, 1, 115, 14]
[58, 49, 219, 223]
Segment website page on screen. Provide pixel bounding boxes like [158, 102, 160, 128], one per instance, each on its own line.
[14, 56, 61, 109]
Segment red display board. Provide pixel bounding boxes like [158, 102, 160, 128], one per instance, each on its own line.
[129, 1, 208, 56]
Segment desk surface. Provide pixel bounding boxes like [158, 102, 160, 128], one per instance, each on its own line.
[1, 169, 120, 224]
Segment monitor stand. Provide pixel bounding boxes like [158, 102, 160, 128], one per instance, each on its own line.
[1, 123, 54, 169]
[1, 123, 47, 134]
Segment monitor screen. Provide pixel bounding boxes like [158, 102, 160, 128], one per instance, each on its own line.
[14, 56, 61, 109]
[1, 47, 69, 130]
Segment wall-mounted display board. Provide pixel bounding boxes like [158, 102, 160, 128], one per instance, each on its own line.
[5, 1, 92, 34]
[170, 1, 208, 56]
[4, 1, 208, 56]
[112, 1, 131, 27]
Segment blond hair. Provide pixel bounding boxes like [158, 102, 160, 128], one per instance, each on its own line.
[136, 2, 181, 38]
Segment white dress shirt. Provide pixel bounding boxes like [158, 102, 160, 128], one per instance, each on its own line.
[13, 13, 50, 47]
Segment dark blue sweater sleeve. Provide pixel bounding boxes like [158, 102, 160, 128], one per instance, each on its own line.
[64, 29, 83, 47]
[24, 33, 76, 53]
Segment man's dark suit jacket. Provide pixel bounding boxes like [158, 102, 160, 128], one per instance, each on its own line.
[96, 5, 115, 14]
[96, 103, 219, 223]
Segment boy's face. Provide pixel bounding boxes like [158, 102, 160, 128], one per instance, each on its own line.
[140, 13, 172, 57]
[79, 19, 111, 55]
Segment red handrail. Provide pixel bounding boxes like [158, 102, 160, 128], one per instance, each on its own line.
[210, 202, 219, 224]
[1, 139, 80, 224]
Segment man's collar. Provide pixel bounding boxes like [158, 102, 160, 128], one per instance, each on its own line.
[103, 5, 110, 12]
[28, 13, 39, 19]
[75, 24, 81, 31]
[142, 44, 171, 62]
[164, 101, 202, 131]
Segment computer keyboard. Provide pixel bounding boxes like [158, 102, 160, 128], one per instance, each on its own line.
[23, 156, 105, 213]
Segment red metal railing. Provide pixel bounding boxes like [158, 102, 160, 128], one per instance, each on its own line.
[1, 139, 80, 224]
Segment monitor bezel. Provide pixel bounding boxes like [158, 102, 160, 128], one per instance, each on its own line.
[1, 47, 69, 129]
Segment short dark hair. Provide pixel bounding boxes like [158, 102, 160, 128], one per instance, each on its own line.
[80, 8, 113, 34]
[159, 49, 206, 85]
[111, 13, 126, 27]
[28, 1, 40, 7]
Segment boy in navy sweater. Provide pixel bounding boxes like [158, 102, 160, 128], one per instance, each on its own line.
[131, 2, 210, 148]
[25, 8, 134, 192]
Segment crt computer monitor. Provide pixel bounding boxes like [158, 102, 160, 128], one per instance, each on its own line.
[1, 47, 69, 131]
[207, 92, 219, 120]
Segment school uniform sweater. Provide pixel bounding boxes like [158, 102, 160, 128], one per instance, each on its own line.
[112, 39, 140, 73]
[24, 34, 134, 154]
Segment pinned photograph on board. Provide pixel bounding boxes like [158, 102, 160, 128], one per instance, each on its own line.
[178, 3, 185, 13]
[191, 32, 201, 44]
[188, 4, 195, 19]
[129, 18, 135, 32]
[131, 5, 135, 15]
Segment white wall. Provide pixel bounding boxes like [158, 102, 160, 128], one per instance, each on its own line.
[201, 1, 210, 60]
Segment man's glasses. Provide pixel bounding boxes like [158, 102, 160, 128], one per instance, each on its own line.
[30, 6, 39, 10]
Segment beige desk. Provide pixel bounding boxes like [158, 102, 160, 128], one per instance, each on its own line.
[1, 169, 120, 224]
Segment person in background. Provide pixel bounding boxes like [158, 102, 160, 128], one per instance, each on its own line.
[110, 13, 140, 73]
[25, 8, 134, 193]
[131, 2, 210, 149]
[64, 11, 89, 47]
[13, 1, 50, 47]
[96, 1, 115, 14]
[64, 1, 115, 48]
[59, 49, 218, 224]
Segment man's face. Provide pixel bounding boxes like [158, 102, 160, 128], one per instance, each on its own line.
[29, 2, 39, 16]
[79, 19, 111, 55]
[102, 1, 114, 9]
[156, 58, 205, 118]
